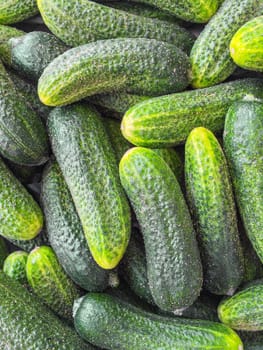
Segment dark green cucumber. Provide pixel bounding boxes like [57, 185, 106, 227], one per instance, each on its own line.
[8, 31, 68, 81]
[74, 293, 243, 350]
[190, 0, 261, 88]
[119, 147, 202, 311]
[153, 148, 183, 183]
[48, 103, 131, 270]
[0, 237, 8, 267]
[42, 161, 109, 291]
[121, 78, 263, 148]
[223, 101, 263, 263]
[0, 0, 38, 24]
[0, 271, 93, 349]
[0, 157, 43, 240]
[185, 127, 244, 295]
[218, 280, 263, 331]
[3, 251, 28, 284]
[38, 38, 190, 107]
[26, 246, 80, 321]
[37, 0, 194, 51]
[239, 331, 263, 350]
[0, 25, 24, 65]
[8, 230, 48, 252]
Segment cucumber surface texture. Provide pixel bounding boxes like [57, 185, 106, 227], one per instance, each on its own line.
[0, 0, 38, 24]
[3, 251, 28, 284]
[0, 25, 24, 65]
[8, 230, 48, 252]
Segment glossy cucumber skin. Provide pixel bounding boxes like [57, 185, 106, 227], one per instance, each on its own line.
[230, 16, 263, 72]
[74, 293, 243, 350]
[0, 271, 94, 350]
[218, 281, 263, 331]
[185, 127, 244, 295]
[3, 251, 28, 284]
[119, 147, 202, 311]
[121, 78, 263, 148]
[37, 0, 194, 51]
[0, 0, 38, 24]
[48, 103, 131, 270]
[0, 157, 43, 240]
[223, 102, 263, 263]
[26, 246, 80, 321]
[38, 38, 190, 107]
[190, 0, 261, 88]
[0, 25, 24, 65]
[0, 61, 49, 165]
[0, 237, 8, 267]
[42, 161, 109, 291]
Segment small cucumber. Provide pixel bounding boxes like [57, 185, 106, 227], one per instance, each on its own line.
[0, 237, 8, 267]
[3, 251, 28, 284]
[0, 24, 24, 65]
[0, 0, 38, 25]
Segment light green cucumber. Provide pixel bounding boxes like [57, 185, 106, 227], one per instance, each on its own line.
[0, 0, 38, 24]
[3, 251, 28, 284]
[0, 24, 24, 65]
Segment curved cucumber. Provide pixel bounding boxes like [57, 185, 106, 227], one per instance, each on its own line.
[42, 161, 109, 291]
[0, 25, 24, 65]
[74, 293, 243, 350]
[48, 103, 131, 270]
[3, 251, 28, 284]
[0, 0, 38, 24]
[0, 237, 8, 267]
[121, 78, 263, 148]
[119, 147, 202, 311]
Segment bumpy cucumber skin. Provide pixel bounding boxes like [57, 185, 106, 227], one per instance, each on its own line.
[224, 102, 263, 264]
[119, 147, 202, 311]
[230, 16, 263, 72]
[121, 78, 263, 148]
[38, 38, 190, 107]
[8, 231, 48, 252]
[0, 0, 38, 25]
[48, 104, 131, 270]
[74, 293, 243, 350]
[0, 237, 8, 267]
[190, 0, 261, 88]
[0, 158, 43, 240]
[37, 0, 194, 52]
[9, 31, 68, 81]
[218, 282, 263, 331]
[185, 127, 244, 295]
[3, 251, 28, 284]
[0, 25, 24, 65]
[26, 246, 80, 321]
[42, 161, 109, 291]
[0, 272, 93, 350]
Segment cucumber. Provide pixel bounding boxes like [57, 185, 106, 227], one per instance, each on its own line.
[42, 161, 109, 291]
[185, 127, 244, 295]
[37, 0, 194, 51]
[230, 16, 263, 72]
[3, 251, 28, 284]
[0, 24, 24, 65]
[0, 157, 43, 240]
[239, 331, 263, 350]
[0, 237, 8, 267]
[218, 280, 263, 331]
[190, 0, 261, 88]
[0, 271, 93, 350]
[0, 0, 38, 25]
[121, 78, 263, 148]
[153, 148, 183, 184]
[8, 230, 48, 252]
[119, 147, 202, 311]
[223, 101, 263, 263]
[48, 103, 131, 270]
[26, 246, 80, 321]
[8, 31, 68, 81]
[38, 38, 190, 107]
[74, 293, 243, 350]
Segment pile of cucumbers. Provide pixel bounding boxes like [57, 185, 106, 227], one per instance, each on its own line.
[0, 0, 263, 349]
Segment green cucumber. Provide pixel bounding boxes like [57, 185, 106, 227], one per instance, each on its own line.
[0, 157, 43, 240]
[239, 331, 263, 350]
[223, 101, 263, 263]
[185, 127, 244, 295]
[121, 78, 263, 148]
[0, 24, 24, 65]
[0, 0, 38, 24]
[3, 251, 28, 284]
[38, 38, 190, 107]
[37, 0, 194, 51]
[74, 293, 243, 350]
[0, 271, 93, 349]
[218, 280, 263, 331]
[8, 31, 68, 81]
[8, 230, 48, 252]
[48, 103, 131, 270]
[230, 16, 263, 72]
[190, 0, 261, 88]
[42, 161, 109, 291]
[119, 147, 202, 312]
[0, 237, 8, 267]
[26, 246, 80, 321]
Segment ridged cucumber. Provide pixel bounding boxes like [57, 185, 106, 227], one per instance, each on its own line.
[121, 78, 263, 148]
[119, 147, 202, 311]
[3, 251, 28, 284]
[0, 24, 24, 65]
[48, 103, 131, 270]
[37, 0, 194, 51]
[223, 101, 263, 263]
[74, 293, 243, 350]
[0, 237, 8, 267]
[190, 0, 261, 88]
[0, 0, 38, 24]
[42, 161, 109, 291]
